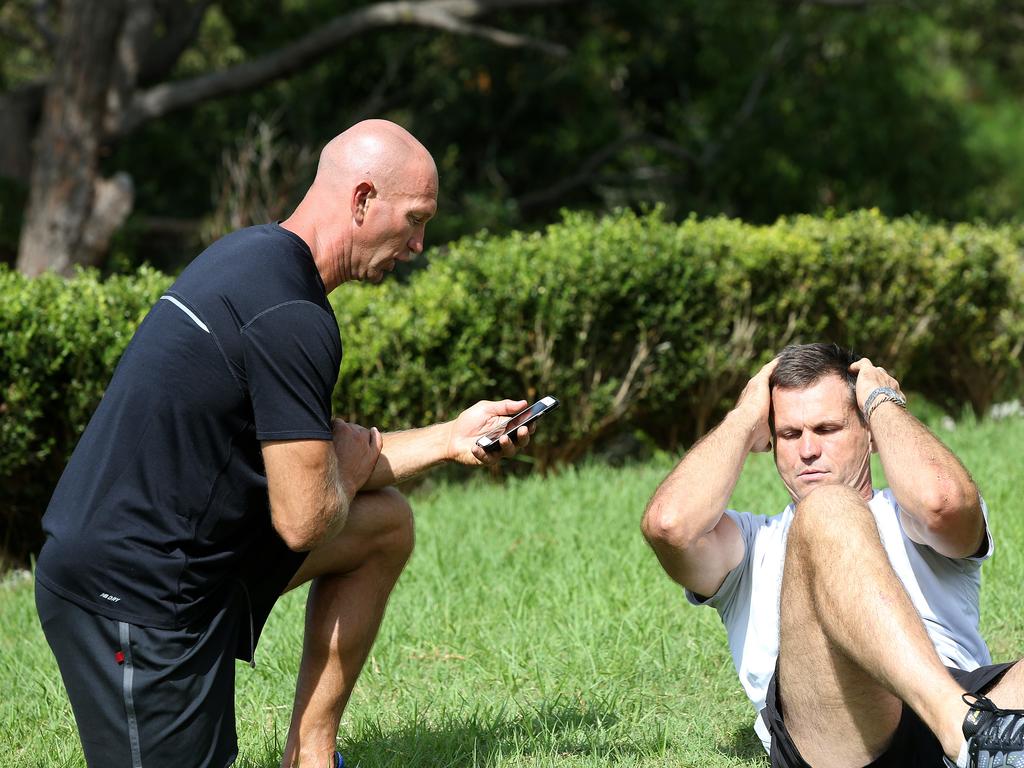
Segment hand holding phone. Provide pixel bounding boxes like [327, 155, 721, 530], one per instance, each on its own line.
[475, 396, 560, 453]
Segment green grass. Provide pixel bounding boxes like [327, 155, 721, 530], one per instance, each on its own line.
[1, 415, 1022, 767]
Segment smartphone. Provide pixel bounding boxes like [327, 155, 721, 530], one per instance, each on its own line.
[475, 396, 560, 453]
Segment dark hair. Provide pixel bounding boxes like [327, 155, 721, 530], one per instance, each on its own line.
[768, 343, 863, 431]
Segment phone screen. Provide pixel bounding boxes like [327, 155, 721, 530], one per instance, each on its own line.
[483, 397, 558, 441]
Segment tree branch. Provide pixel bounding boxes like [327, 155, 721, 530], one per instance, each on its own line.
[419, 16, 567, 55]
[106, 1, 159, 130]
[113, 0, 574, 137]
[137, 0, 215, 86]
[775, 0, 876, 6]
[345, 39, 417, 124]
[517, 132, 697, 210]
[700, 29, 793, 168]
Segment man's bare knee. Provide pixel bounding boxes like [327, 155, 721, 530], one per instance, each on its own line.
[789, 485, 871, 555]
[361, 487, 415, 567]
[286, 488, 414, 591]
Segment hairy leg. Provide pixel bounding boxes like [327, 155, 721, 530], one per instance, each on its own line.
[778, 485, 967, 765]
[984, 660, 1024, 708]
[279, 487, 414, 768]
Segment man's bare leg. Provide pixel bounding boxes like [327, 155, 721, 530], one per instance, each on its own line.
[981, 659, 1024, 709]
[279, 487, 415, 768]
[778, 485, 969, 765]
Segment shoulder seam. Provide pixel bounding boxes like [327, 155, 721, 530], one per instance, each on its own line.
[241, 299, 334, 332]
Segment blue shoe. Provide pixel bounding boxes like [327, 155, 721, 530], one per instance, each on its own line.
[333, 752, 345, 768]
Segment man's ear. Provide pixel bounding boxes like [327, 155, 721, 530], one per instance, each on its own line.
[351, 181, 374, 224]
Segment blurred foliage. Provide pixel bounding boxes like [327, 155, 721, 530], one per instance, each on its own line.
[0, 1, 54, 88]
[3, 209, 1021, 562]
[4, 0, 1024, 270]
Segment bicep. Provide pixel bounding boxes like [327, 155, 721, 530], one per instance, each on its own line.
[679, 513, 746, 599]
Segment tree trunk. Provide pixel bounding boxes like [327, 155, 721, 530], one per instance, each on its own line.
[15, 0, 132, 276]
[10, 0, 572, 275]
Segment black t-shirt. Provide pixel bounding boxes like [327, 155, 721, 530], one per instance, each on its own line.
[36, 224, 341, 629]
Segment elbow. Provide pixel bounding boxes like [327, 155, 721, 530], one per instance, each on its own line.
[274, 520, 320, 553]
[273, 501, 348, 553]
[642, 501, 697, 552]
[918, 480, 978, 534]
[914, 483, 983, 559]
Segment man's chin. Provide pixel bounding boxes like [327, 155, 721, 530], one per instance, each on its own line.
[791, 474, 837, 501]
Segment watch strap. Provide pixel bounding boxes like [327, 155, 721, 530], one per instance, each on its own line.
[863, 386, 907, 421]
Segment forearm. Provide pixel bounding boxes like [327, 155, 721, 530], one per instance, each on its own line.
[361, 422, 452, 490]
[318, 452, 351, 539]
[870, 401, 982, 549]
[646, 407, 759, 545]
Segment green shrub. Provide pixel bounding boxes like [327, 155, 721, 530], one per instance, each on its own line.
[335, 209, 1024, 464]
[0, 266, 170, 564]
[333, 210, 720, 465]
[1, 210, 1021, 562]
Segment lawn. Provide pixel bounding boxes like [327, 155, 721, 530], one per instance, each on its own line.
[1, 414, 1022, 768]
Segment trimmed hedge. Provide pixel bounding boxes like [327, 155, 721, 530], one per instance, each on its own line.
[333, 209, 1023, 461]
[0, 267, 169, 564]
[2, 210, 1022, 562]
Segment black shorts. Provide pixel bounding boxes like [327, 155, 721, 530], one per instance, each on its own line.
[763, 659, 1018, 768]
[234, 525, 309, 663]
[36, 535, 306, 768]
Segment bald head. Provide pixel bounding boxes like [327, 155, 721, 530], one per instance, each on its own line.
[314, 119, 437, 196]
[282, 120, 439, 290]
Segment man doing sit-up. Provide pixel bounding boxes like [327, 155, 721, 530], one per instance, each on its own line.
[642, 342, 1023, 767]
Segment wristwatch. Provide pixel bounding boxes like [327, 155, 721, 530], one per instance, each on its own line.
[863, 386, 907, 421]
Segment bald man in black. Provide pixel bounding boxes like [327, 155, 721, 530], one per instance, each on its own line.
[37, 120, 534, 768]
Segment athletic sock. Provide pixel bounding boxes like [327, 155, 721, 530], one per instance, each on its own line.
[954, 738, 970, 768]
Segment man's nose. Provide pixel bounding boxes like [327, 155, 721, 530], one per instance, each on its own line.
[799, 433, 820, 459]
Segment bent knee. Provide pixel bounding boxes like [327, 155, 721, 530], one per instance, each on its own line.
[790, 485, 871, 549]
[364, 487, 415, 564]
